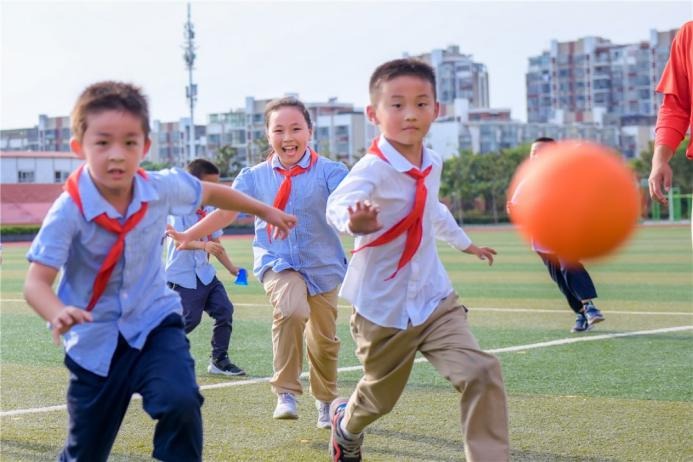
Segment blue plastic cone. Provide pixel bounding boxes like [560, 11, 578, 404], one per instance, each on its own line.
[235, 268, 248, 286]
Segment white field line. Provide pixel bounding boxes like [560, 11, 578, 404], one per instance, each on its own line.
[2, 300, 691, 317]
[1, 324, 691, 418]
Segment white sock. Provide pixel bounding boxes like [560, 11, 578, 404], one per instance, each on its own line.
[340, 419, 361, 439]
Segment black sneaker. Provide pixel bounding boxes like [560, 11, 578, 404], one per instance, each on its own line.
[208, 356, 246, 376]
[329, 398, 363, 461]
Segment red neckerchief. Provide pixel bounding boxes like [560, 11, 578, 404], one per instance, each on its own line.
[267, 148, 318, 239]
[352, 138, 431, 280]
[64, 164, 148, 311]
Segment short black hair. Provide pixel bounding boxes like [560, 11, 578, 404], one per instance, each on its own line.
[534, 137, 556, 143]
[369, 58, 437, 103]
[187, 158, 220, 179]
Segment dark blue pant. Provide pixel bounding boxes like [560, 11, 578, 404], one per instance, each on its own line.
[537, 252, 598, 314]
[60, 314, 203, 462]
[170, 276, 234, 361]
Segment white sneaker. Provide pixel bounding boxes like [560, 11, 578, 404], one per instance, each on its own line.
[273, 392, 298, 419]
[316, 400, 331, 429]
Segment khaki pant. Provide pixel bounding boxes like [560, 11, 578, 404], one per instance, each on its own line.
[344, 294, 509, 462]
[263, 270, 340, 402]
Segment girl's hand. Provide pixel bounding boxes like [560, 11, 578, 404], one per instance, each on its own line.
[204, 241, 225, 258]
[50, 307, 92, 346]
[463, 244, 497, 266]
[347, 200, 383, 235]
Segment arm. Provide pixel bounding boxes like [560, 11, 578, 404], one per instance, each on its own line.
[326, 160, 379, 234]
[170, 182, 297, 245]
[24, 262, 92, 345]
[432, 202, 495, 265]
[209, 238, 240, 276]
[648, 143, 676, 205]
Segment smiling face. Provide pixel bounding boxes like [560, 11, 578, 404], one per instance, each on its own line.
[266, 106, 312, 167]
[70, 109, 150, 201]
[367, 75, 439, 159]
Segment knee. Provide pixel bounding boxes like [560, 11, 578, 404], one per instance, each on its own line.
[150, 384, 203, 420]
[183, 312, 203, 333]
[276, 305, 309, 324]
[455, 355, 503, 391]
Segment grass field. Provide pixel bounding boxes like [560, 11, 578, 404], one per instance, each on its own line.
[1, 225, 691, 461]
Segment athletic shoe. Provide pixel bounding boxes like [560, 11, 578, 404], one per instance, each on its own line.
[316, 400, 331, 429]
[273, 392, 298, 420]
[583, 301, 605, 326]
[329, 398, 363, 462]
[208, 356, 246, 376]
[571, 313, 592, 333]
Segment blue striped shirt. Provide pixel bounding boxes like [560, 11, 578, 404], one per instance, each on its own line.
[232, 149, 348, 295]
[27, 167, 202, 376]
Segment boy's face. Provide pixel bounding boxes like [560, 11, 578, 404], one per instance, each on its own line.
[366, 75, 439, 151]
[70, 110, 150, 197]
[267, 106, 312, 168]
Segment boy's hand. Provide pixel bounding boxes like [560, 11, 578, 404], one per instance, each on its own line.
[263, 208, 298, 240]
[204, 241, 225, 258]
[50, 307, 92, 345]
[463, 244, 497, 266]
[166, 224, 193, 249]
[348, 200, 383, 235]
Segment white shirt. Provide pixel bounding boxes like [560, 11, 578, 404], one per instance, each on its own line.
[326, 136, 472, 329]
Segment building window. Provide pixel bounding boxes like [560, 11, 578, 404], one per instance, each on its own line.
[18, 170, 35, 183]
[54, 171, 70, 183]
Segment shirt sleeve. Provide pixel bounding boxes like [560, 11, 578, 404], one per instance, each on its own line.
[431, 201, 472, 251]
[158, 168, 203, 217]
[26, 194, 79, 270]
[324, 160, 349, 194]
[325, 159, 375, 235]
[231, 167, 255, 196]
[655, 22, 692, 150]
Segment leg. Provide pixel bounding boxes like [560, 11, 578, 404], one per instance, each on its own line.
[419, 295, 509, 462]
[60, 338, 135, 462]
[305, 287, 340, 403]
[537, 252, 583, 313]
[263, 270, 310, 396]
[203, 277, 233, 361]
[343, 310, 418, 434]
[172, 283, 206, 334]
[133, 314, 203, 462]
[560, 260, 598, 303]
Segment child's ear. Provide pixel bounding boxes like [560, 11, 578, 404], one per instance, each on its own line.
[70, 138, 85, 159]
[433, 102, 440, 119]
[142, 138, 152, 159]
[365, 105, 378, 125]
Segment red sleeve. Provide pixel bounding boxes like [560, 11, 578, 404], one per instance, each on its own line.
[655, 22, 692, 152]
[655, 94, 689, 151]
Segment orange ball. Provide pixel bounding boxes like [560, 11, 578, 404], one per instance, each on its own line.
[508, 140, 640, 263]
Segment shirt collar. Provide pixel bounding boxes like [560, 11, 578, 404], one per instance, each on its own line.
[270, 148, 311, 170]
[79, 166, 158, 221]
[376, 135, 433, 172]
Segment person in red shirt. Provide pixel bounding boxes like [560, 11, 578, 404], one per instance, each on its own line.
[649, 21, 692, 205]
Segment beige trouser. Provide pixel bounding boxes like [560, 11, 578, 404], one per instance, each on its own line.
[262, 270, 340, 402]
[344, 293, 510, 462]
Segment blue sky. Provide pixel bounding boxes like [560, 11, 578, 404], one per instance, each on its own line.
[1, 0, 690, 130]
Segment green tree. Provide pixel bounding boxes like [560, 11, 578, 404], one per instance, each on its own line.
[441, 150, 474, 223]
[213, 145, 244, 179]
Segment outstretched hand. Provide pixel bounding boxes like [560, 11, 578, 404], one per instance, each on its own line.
[347, 200, 383, 235]
[165, 224, 195, 249]
[463, 244, 497, 266]
[264, 208, 298, 240]
[50, 307, 92, 345]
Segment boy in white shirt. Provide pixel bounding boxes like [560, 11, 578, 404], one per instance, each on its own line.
[325, 58, 509, 462]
